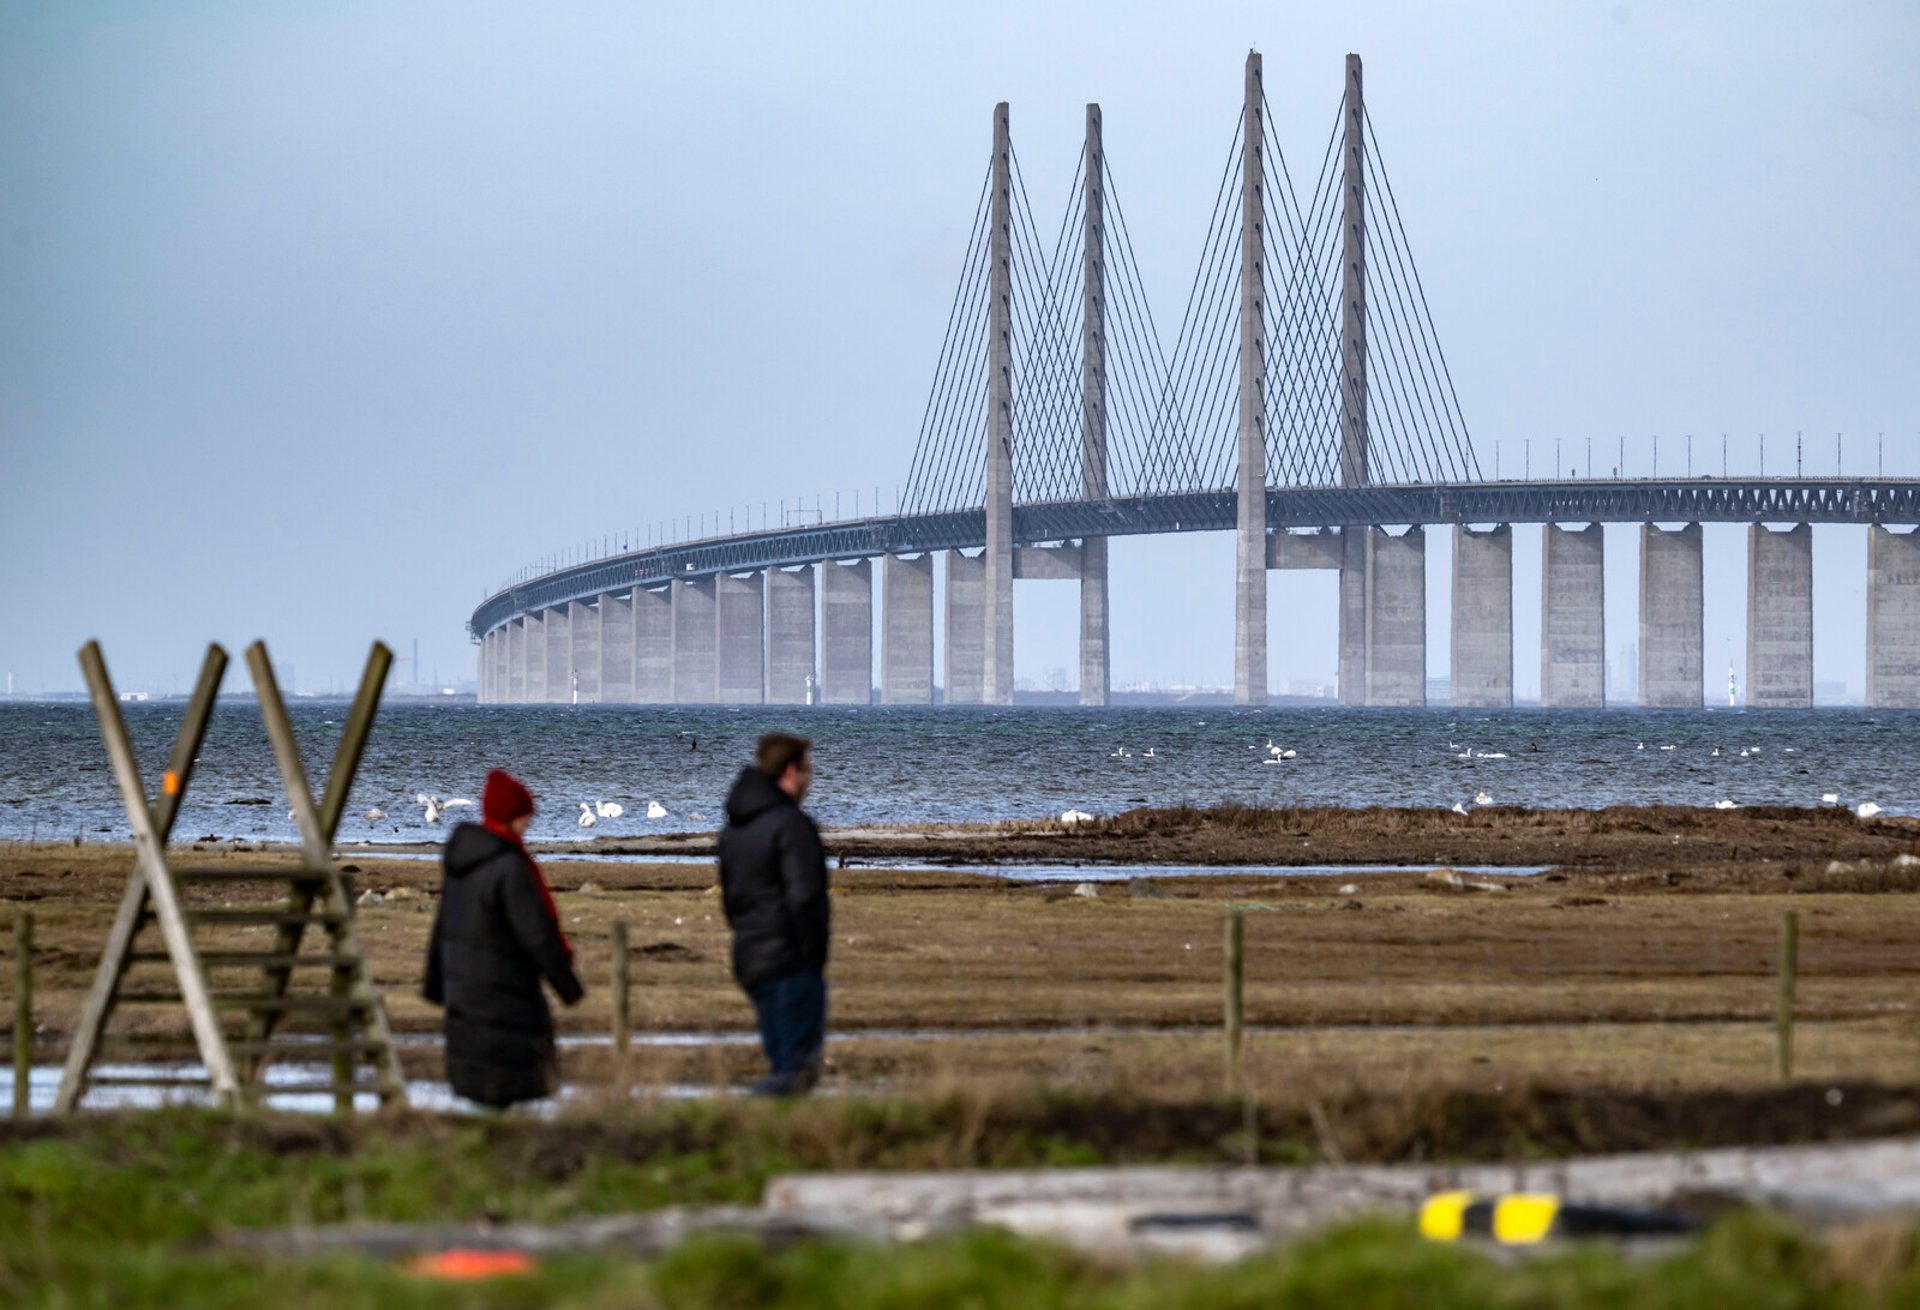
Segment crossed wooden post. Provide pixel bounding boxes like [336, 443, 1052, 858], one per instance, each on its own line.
[54, 639, 404, 1114]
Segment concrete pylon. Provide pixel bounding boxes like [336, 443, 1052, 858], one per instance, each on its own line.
[1450, 525, 1513, 708]
[507, 617, 526, 703]
[820, 559, 873, 705]
[1638, 523, 1703, 708]
[1746, 523, 1812, 708]
[1541, 524, 1605, 708]
[599, 591, 634, 703]
[633, 587, 672, 703]
[670, 577, 718, 704]
[944, 550, 985, 704]
[1867, 524, 1920, 708]
[476, 631, 491, 705]
[984, 103, 1015, 705]
[1233, 51, 1268, 707]
[1080, 102, 1111, 708]
[715, 571, 765, 705]
[544, 606, 571, 703]
[568, 599, 599, 704]
[1364, 527, 1425, 706]
[1336, 54, 1369, 707]
[764, 565, 816, 705]
[523, 610, 546, 704]
[883, 553, 934, 704]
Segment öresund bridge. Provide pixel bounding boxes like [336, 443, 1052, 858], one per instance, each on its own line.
[470, 54, 1920, 710]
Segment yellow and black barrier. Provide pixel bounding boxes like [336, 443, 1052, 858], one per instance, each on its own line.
[1419, 1191, 1697, 1245]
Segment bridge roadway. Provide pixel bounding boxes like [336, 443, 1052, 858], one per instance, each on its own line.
[471, 478, 1920, 637]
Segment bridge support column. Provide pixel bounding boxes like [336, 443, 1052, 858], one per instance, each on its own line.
[569, 600, 600, 704]
[765, 566, 816, 705]
[716, 571, 765, 705]
[1364, 527, 1425, 706]
[1867, 524, 1920, 708]
[599, 591, 634, 704]
[670, 577, 718, 704]
[544, 607, 571, 703]
[523, 610, 547, 703]
[1638, 524, 1703, 708]
[1338, 535, 1367, 705]
[634, 586, 672, 703]
[1233, 51, 1268, 707]
[883, 554, 934, 705]
[945, 550, 984, 704]
[820, 559, 873, 705]
[1541, 524, 1605, 708]
[508, 617, 527, 703]
[1746, 524, 1812, 708]
[1080, 102, 1110, 709]
[486, 630, 503, 704]
[984, 103, 1015, 706]
[1451, 524, 1513, 708]
[476, 632, 492, 704]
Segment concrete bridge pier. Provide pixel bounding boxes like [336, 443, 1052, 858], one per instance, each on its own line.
[1364, 527, 1425, 706]
[1639, 523, 1703, 708]
[1748, 524, 1813, 708]
[944, 550, 984, 704]
[883, 553, 935, 704]
[716, 572, 765, 704]
[568, 599, 600, 704]
[543, 606, 571, 703]
[476, 631, 493, 704]
[523, 611, 547, 703]
[599, 591, 634, 704]
[1868, 525, 1920, 708]
[634, 586, 673, 703]
[1541, 523, 1605, 708]
[764, 566, 816, 705]
[820, 559, 873, 705]
[489, 630, 506, 705]
[1450, 525, 1513, 708]
[670, 577, 718, 703]
[507, 617, 527, 703]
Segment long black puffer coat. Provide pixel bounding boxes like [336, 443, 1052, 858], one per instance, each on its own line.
[424, 823, 584, 1108]
[717, 767, 829, 988]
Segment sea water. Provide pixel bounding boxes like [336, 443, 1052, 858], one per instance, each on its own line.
[0, 701, 1911, 845]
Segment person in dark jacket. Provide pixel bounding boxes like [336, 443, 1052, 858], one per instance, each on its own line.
[717, 733, 828, 1096]
[424, 769, 584, 1109]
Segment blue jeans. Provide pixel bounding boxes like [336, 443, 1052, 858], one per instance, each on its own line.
[745, 970, 826, 1096]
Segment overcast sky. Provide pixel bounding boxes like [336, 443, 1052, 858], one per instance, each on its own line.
[3, 1, 1915, 698]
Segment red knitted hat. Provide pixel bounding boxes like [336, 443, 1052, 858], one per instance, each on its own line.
[482, 769, 535, 826]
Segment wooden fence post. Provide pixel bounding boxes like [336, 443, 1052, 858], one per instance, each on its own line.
[1224, 910, 1244, 1097]
[13, 911, 31, 1120]
[1776, 909, 1799, 1081]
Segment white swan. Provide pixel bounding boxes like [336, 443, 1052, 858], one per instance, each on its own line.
[1713, 799, 1739, 810]
[1141, 748, 1157, 759]
[364, 807, 386, 822]
[1474, 791, 1493, 807]
[1819, 793, 1839, 806]
[1060, 809, 1095, 825]
[1856, 801, 1883, 820]
[423, 797, 443, 824]
[577, 802, 595, 828]
[444, 798, 474, 810]
[595, 801, 624, 819]
[1451, 802, 1469, 815]
[1478, 752, 1508, 761]
[646, 800, 668, 819]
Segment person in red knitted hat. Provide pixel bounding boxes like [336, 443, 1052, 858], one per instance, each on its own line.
[424, 769, 584, 1108]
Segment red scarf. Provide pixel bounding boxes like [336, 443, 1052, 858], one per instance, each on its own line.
[482, 770, 572, 961]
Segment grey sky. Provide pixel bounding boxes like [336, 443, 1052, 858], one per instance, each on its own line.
[3, 2, 1915, 697]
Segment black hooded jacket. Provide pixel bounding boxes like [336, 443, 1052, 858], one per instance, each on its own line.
[717, 767, 829, 988]
[424, 823, 584, 1108]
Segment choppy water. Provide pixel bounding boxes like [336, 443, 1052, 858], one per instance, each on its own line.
[0, 702, 1913, 846]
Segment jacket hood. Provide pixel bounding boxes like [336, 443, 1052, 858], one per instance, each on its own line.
[444, 821, 514, 876]
[724, 766, 794, 827]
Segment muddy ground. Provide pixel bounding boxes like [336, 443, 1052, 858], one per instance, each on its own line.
[4, 804, 1919, 1100]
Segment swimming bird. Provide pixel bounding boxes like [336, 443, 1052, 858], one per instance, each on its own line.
[1281, 749, 1296, 760]
[1713, 799, 1739, 810]
[594, 801, 624, 819]
[1659, 744, 1677, 751]
[1856, 801, 1883, 820]
[646, 800, 668, 819]
[1478, 752, 1508, 761]
[1451, 802, 1470, 815]
[1141, 748, 1157, 759]
[1820, 793, 1840, 807]
[577, 803, 595, 828]
[1636, 742, 1645, 751]
[364, 807, 386, 822]
[1711, 747, 1721, 757]
[1474, 791, 1493, 807]
[1060, 809, 1094, 825]
[1739, 749, 1751, 758]
[444, 798, 474, 811]
[1456, 748, 1473, 760]
[422, 797, 443, 824]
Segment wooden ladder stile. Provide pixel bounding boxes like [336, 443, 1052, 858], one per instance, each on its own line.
[54, 639, 406, 1115]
